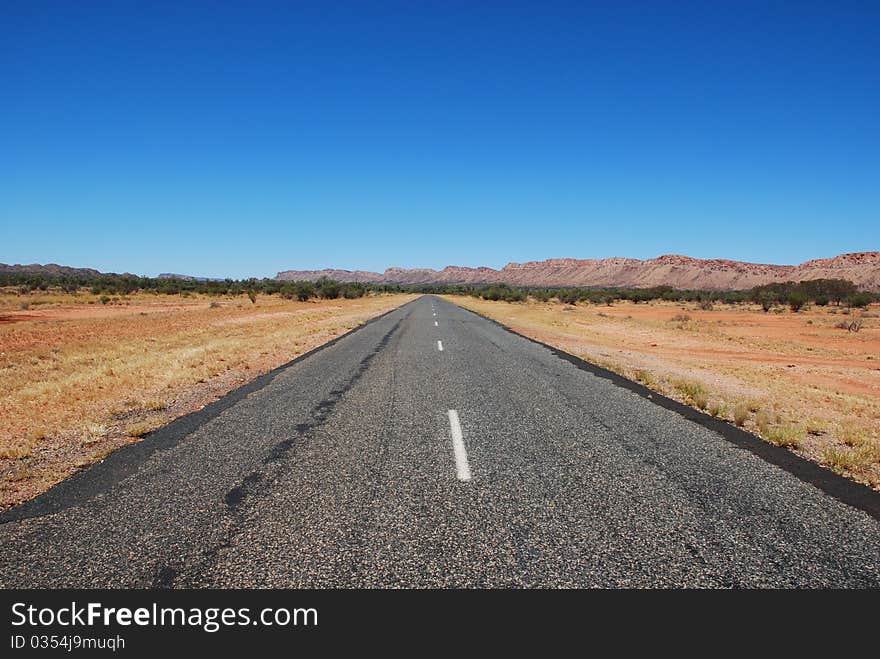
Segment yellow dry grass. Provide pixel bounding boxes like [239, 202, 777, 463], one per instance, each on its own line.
[0, 291, 415, 508]
[446, 295, 880, 488]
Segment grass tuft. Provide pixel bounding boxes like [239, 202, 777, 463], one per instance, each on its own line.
[732, 403, 749, 427]
[672, 379, 708, 410]
[764, 424, 805, 448]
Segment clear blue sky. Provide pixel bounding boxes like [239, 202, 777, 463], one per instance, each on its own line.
[2, 1, 877, 278]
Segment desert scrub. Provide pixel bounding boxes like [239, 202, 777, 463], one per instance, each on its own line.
[764, 424, 805, 448]
[707, 399, 727, 418]
[672, 379, 708, 410]
[754, 409, 778, 435]
[835, 422, 880, 461]
[632, 368, 656, 388]
[124, 417, 168, 438]
[821, 445, 875, 475]
[732, 403, 749, 427]
[804, 417, 827, 436]
[837, 421, 871, 447]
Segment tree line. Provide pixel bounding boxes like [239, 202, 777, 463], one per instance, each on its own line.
[0, 271, 874, 309]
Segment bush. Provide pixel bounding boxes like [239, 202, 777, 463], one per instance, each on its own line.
[557, 290, 579, 305]
[295, 281, 315, 301]
[847, 293, 872, 309]
[788, 291, 807, 312]
[316, 277, 341, 299]
[99, 296, 111, 305]
[342, 284, 366, 299]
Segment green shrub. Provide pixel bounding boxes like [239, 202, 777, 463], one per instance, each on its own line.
[316, 277, 341, 299]
[295, 281, 315, 301]
[847, 293, 872, 309]
[788, 291, 807, 312]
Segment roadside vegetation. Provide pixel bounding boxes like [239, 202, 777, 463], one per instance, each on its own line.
[2, 270, 877, 500]
[0, 289, 415, 508]
[2, 272, 875, 310]
[444, 280, 880, 490]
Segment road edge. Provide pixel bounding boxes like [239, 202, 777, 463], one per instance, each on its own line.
[449, 299, 880, 522]
[0, 296, 419, 524]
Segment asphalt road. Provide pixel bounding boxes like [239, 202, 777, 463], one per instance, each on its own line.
[2, 295, 879, 587]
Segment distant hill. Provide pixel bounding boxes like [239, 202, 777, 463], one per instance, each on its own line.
[277, 252, 880, 291]
[0, 263, 103, 277]
[6, 252, 879, 291]
[156, 273, 225, 282]
[0, 265, 222, 281]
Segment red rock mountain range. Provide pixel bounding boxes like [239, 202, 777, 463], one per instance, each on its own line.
[277, 252, 880, 291]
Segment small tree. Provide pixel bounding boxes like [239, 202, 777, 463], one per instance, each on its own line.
[295, 281, 315, 301]
[847, 292, 872, 309]
[316, 277, 341, 300]
[788, 291, 807, 312]
[246, 289, 257, 304]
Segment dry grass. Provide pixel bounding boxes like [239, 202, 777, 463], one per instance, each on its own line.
[446, 295, 880, 488]
[732, 403, 749, 427]
[672, 379, 709, 410]
[0, 291, 415, 508]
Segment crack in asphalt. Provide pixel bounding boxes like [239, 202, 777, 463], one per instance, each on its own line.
[151, 314, 407, 587]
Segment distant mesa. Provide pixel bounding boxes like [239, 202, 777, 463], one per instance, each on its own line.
[0, 263, 102, 277]
[0, 264, 224, 282]
[3, 252, 878, 291]
[157, 273, 225, 282]
[276, 252, 880, 291]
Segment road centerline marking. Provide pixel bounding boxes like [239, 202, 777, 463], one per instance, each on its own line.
[434, 321, 438, 326]
[437, 340, 443, 351]
[447, 410, 472, 482]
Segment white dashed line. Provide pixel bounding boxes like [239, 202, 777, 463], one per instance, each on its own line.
[437, 340, 443, 351]
[434, 321, 438, 326]
[447, 410, 471, 481]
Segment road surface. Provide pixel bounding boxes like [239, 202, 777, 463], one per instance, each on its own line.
[2, 296, 879, 587]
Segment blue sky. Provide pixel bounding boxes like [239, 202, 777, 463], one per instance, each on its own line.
[2, 1, 877, 278]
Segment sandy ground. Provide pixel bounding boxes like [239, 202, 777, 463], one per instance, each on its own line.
[446, 296, 880, 489]
[0, 291, 415, 508]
